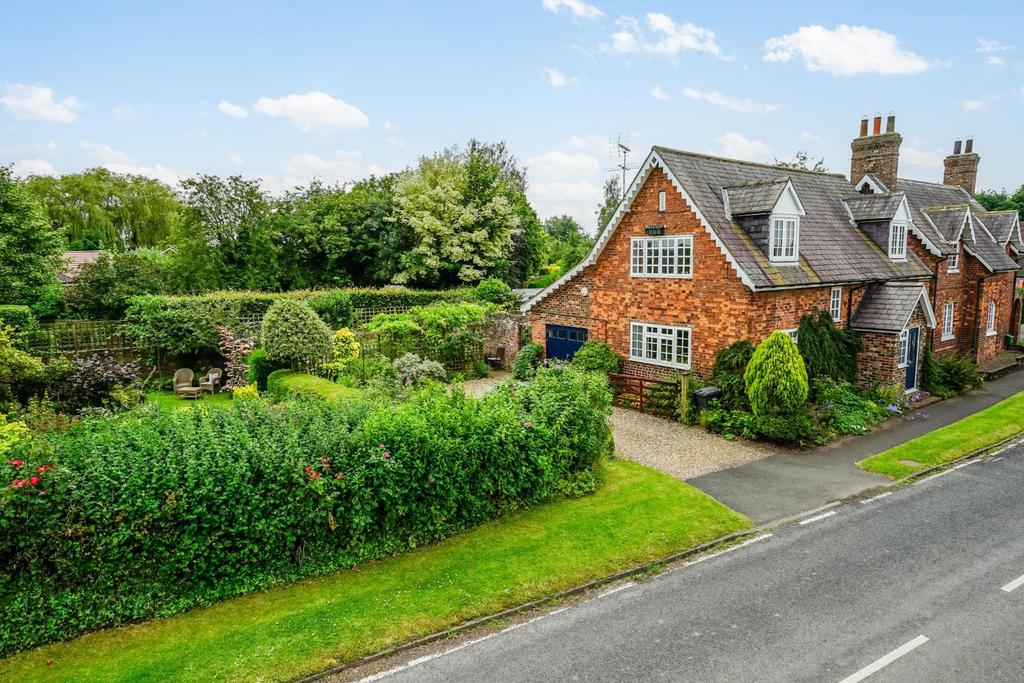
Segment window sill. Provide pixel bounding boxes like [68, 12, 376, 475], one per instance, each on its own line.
[986, 330, 997, 337]
[940, 334, 955, 342]
[629, 273, 693, 279]
[628, 356, 691, 371]
[947, 269, 959, 274]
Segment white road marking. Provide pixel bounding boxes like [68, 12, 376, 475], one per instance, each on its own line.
[952, 460, 978, 470]
[861, 492, 892, 504]
[914, 469, 954, 485]
[798, 510, 837, 525]
[838, 635, 929, 683]
[1001, 573, 1024, 593]
[651, 533, 773, 580]
[596, 583, 633, 599]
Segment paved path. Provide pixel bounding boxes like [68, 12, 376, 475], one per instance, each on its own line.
[687, 370, 1024, 523]
[345, 443, 1024, 682]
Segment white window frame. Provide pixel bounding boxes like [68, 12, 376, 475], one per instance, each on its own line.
[942, 302, 955, 341]
[769, 214, 799, 263]
[629, 235, 693, 278]
[781, 328, 799, 344]
[889, 221, 908, 260]
[829, 286, 842, 322]
[658, 191, 666, 212]
[898, 329, 910, 368]
[947, 246, 959, 273]
[986, 301, 997, 336]
[629, 322, 691, 369]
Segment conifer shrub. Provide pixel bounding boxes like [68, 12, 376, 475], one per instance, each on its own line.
[745, 331, 809, 417]
[796, 310, 859, 387]
[711, 339, 754, 411]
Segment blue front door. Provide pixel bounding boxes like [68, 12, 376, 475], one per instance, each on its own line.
[546, 324, 588, 361]
[905, 326, 920, 390]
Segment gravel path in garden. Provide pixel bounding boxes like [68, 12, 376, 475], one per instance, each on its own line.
[461, 370, 513, 397]
[610, 408, 778, 481]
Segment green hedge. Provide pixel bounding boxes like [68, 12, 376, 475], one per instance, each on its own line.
[246, 348, 284, 390]
[0, 305, 36, 333]
[124, 288, 472, 356]
[266, 370, 361, 402]
[0, 366, 610, 654]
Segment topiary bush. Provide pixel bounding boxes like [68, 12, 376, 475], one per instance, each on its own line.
[513, 342, 544, 380]
[261, 299, 332, 370]
[474, 277, 517, 309]
[744, 331, 809, 417]
[0, 366, 611, 654]
[570, 340, 623, 374]
[711, 339, 753, 411]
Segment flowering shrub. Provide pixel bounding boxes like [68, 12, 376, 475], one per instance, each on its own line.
[319, 328, 361, 380]
[213, 324, 256, 390]
[232, 384, 259, 400]
[0, 366, 611, 654]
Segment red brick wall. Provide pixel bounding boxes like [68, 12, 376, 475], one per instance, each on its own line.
[976, 272, 1014, 363]
[855, 306, 927, 391]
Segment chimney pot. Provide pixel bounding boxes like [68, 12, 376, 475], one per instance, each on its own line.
[965, 138, 974, 154]
[872, 116, 882, 135]
[859, 117, 869, 137]
[885, 114, 895, 133]
[953, 140, 962, 155]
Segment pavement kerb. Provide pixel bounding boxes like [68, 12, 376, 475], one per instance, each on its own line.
[299, 432, 1024, 683]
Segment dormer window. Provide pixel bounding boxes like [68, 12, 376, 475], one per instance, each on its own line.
[889, 221, 907, 260]
[770, 215, 799, 263]
[947, 245, 959, 273]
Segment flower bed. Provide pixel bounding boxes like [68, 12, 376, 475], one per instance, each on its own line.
[0, 366, 611, 655]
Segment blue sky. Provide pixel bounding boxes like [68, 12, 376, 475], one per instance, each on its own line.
[2, 0, 1022, 233]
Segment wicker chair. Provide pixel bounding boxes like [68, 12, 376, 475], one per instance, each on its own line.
[173, 368, 195, 397]
[200, 368, 223, 394]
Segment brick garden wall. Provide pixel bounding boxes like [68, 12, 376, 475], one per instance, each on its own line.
[484, 313, 528, 371]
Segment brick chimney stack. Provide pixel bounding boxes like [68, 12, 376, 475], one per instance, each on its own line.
[944, 139, 980, 195]
[850, 113, 902, 190]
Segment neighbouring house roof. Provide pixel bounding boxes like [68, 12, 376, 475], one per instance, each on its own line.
[512, 288, 543, 302]
[978, 210, 1022, 247]
[921, 205, 969, 242]
[851, 282, 937, 333]
[843, 192, 907, 222]
[59, 250, 102, 284]
[723, 177, 790, 216]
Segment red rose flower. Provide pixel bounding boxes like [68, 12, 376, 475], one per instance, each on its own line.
[37, 464, 52, 473]
[10, 480, 26, 488]
[8, 460, 23, 468]
[29, 476, 40, 486]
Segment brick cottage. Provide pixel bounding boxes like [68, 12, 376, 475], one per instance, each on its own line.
[523, 115, 1022, 392]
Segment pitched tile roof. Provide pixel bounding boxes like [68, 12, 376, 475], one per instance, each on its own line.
[723, 178, 790, 216]
[844, 192, 907, 222]
[653, 146, 932, 289]
[922, 205, 969, 241]
[851, 282, 934, 333]
[979, 211, 1020, 245]
[59, 250, 101, 284]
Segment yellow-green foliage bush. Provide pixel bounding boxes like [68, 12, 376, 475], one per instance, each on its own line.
[744, 331, 809, 417]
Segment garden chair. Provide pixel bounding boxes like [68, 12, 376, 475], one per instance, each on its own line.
[173, 368, 196, 398]
[200, 368, 223, 394]
[486, 346, 506, 369]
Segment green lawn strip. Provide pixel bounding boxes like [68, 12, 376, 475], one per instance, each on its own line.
[268, 370, 362, 402]
[857, 391, 1024, 479]
[0, 460, 749, 683]
[144, 390, 233, 411]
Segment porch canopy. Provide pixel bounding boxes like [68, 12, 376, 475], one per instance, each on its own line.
[850, 282, 936, 334]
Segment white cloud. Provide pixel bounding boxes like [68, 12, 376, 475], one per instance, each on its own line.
[961, 99, 986, 111]
[975, 38, 1010, 53]
[900, 146, 944, 171]
[798, 131, 822, 143]
[217, 100, 248, 118]
[254, 91, 369, 131]
[285, 150, 365, 182]
[985, 56, 1005, 66]
[608, 13, 727, 60]
[527, 150, 600, 178]
[682, 87, 780, 113]
[45, 140, 57, 154]
[528, 180, 604, 232]
[542, 0, 603, 20]
[79, 141, 189, 186]
[542, 67, 576, 87]
[650, 84, 671, 101]
[15, 159, 56, 176]
[227, 154, 245, 166]
[383, 120, 397, 130]
[567, 134, 607, 151]
[0, 83, 81, 122]
[717, 132, 772, 161]
[763, 25, 929, 76]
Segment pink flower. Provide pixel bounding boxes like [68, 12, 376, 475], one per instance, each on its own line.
[29, 476, 40, 486]
[335, 473, 345, 479]
[382, 452, 391, 460]
[36, 464, 52, 474]
[522, 420, 532, 428]
[378, 443, 386, 449]
[7, 460, 23, 468]
[10, 480, 26, 488]
[428, 477, 436, 485]
[321, 457, 331, 468]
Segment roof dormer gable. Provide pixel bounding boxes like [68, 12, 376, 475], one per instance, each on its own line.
[723, 178, 805, 265]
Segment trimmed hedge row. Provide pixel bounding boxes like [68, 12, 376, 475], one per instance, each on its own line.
[0, 305, 36, 333]
[0, 366, 611, 654]
[124, 288, 472, 356]
[266, 370, 362, 402]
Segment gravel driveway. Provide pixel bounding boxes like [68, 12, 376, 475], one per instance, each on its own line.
[610, 407, 778, 481]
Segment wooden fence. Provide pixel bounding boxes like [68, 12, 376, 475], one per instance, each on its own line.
[28, 320, 137, 355]
[608, 373, 685, 419]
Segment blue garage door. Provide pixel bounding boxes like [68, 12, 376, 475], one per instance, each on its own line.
[546, 324, 588, 361]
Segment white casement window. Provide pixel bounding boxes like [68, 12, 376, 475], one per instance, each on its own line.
[898, 329, 910, 367]
[629, 235, 693, 278]
[889, 221, 907, 259]
[629, 322, 691, 369]
[947, 247, 959, 273]
[658, 191, 666, 212]
[780, 328, 799, 344]
[829, 287, 842, 322]
[769, 215, 799, 263]
[942, 302, 955, 340]
[987, 301, 997, 336]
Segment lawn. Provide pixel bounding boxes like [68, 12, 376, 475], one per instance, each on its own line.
[144, 389, 233, 411]
[858, 391, 1024, 478]
[0, 460, 749, 682]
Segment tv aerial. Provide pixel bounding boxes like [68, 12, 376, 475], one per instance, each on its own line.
[602, 133, 640, 200]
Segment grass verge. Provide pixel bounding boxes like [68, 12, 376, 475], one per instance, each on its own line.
[144, 390, 233, 411]
[0, 460, 748, 682]
[857, 391, 1024, 478]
